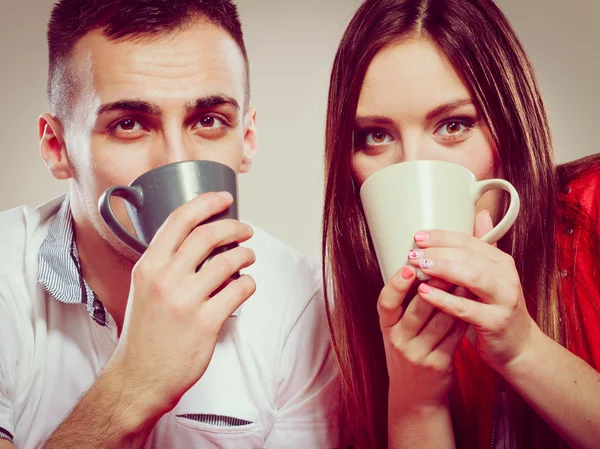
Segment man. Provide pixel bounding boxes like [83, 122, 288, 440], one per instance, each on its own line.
[0, 0, 338, 447]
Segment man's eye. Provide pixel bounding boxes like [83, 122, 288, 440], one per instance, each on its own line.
[194, 116, 225, 129]
[116, 119, 143, 132]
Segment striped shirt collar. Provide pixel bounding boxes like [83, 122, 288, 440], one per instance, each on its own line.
[38, 196, 109, 326]
[37, 196, 241, 325]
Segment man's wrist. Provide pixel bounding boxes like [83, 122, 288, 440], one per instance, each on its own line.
[96, 362, 170, 435]
[41, 362, 166, 449]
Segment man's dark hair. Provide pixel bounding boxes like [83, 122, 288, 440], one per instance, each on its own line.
[47, 0, 250, 119]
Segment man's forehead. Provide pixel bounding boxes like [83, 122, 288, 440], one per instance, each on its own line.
[68, 22, 246, 108]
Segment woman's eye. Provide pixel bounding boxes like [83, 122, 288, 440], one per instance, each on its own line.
[365, 129, 393, 146]
[435, 119, 475, 137]
[194, 116, 225, 129]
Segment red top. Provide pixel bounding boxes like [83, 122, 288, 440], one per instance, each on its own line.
[558, 164, 600, 368]
[453, 162, 600, 448]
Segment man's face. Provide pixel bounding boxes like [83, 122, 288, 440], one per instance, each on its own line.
[52, 20, 255, 258]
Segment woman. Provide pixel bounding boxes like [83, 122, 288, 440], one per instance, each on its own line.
[322, 0, 600, 448]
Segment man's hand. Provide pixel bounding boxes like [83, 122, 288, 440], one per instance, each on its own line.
[43, 191, 256, 449]
[109, 191, 256, 416]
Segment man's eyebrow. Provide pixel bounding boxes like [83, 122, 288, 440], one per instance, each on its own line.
[425, 99, 474, 121]
[185, 95, 240, 113]
[97, 100, 161, 116]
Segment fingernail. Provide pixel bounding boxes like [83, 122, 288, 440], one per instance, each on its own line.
[414, 231, 429, 242]
[419, 258, 435, 269]
[217, 191, 233, 200]
[408, 249, 424, 259]
[418, 283, 432, 294]
[401, 266, 413, 279]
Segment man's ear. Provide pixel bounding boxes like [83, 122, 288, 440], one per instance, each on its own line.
[239, 107, 258, 174]
[39, 113, 74, 180]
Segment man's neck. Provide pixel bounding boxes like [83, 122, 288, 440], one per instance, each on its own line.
[72, 213, 136, 334]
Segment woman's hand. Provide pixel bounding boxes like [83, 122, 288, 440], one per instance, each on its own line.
[377, 213, 495, 408]
[408, 210, 539, 372]
[379, 269, 468, 408]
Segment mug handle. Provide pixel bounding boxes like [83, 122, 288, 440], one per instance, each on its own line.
[98, 186, 148, 254]
[470, 179, 521, 244]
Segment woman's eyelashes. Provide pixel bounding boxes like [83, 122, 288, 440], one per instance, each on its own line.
[354, 128, 394, 151]
[353, 116, 478, 151]
[433, 116, 477, 143]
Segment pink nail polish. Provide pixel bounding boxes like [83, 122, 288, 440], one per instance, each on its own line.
[419, 258, 435, 269]
[408, 249, 424, 259]
[415, 231, 429, 242]
[418, 283, 431, 294]
[401, 267, 413, 279]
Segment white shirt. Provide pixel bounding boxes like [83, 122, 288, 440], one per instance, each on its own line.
[0, 195, 339, 448]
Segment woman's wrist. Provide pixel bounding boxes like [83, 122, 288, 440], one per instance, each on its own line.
[495, 320, 548, 382]
[388, 392, 450, 419]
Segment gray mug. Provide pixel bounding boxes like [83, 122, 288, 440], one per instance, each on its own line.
[98, 160, 239, 273]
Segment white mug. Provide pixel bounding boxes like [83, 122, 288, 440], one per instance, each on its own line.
[359, 160, 520, 282]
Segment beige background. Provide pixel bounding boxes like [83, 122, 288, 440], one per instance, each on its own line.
[0, 0, 598, 260]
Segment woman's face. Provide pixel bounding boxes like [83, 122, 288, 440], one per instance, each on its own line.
[352, 37, 502, 221]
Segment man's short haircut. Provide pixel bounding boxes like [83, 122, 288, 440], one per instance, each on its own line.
[47, 0, 250, 119]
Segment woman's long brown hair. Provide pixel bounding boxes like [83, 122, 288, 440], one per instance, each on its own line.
[322, 0, 576, 447]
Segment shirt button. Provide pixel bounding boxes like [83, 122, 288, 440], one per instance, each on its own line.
[564, 186, 572, 194]
[560, 269, 568, 277]
[567, 228, 574, 235]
